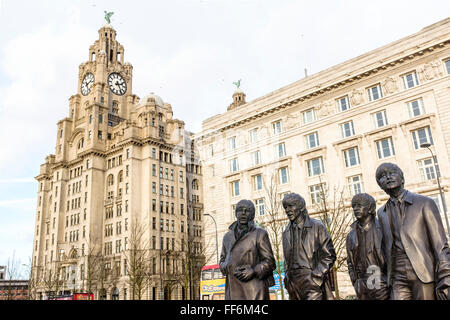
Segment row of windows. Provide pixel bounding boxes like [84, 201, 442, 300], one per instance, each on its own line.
[218, 94, 430, 158]
[234, 162, 442, 215]
[105, 204, 123, 219]
[229, 124, 434, 175]
[152, 182, 184, 199]
[105, 219, 128, 237]
[107, 155, 123, 169]
[104, 239, 129, 255]
[233, 151, 439, 198]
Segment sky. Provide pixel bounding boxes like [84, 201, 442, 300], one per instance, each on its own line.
[0, 0, 448, 275]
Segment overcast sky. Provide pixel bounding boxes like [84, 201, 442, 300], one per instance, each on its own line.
[0, 0, 448, 273]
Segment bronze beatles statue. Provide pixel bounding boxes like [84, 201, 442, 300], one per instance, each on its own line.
[220, 200, 276, 300]
[281, 193, 336, 300]
[218, 163, 450, 300]
[346, 193, 390, 300]
[375, 162, 450, 300]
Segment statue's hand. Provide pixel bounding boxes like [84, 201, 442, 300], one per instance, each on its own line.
[234, 265, 255, 282]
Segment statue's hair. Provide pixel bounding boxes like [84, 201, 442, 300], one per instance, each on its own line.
[351, 193, 376, 216]
[375, 162, 404, 187]
[282, 193, 307, 211]
[235, 199, 255, 221]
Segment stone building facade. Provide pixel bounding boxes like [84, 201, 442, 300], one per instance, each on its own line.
[196, 18, 450, 298]
[32, 24, 203, 300]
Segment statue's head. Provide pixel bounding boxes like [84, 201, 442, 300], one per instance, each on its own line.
[235, 200, 255, 226]
[282, 193, 307, 222]
[351, 193, 376, 224]
[375, 162, 405, 192]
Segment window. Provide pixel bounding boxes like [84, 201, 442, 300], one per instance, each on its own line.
[179, 171, 184, 182]
[228, 137, 236, 150]
[340, 121, 355, 138]
[253, 174, 263, 191]
[305, 132, 319, 149]
[430, 194, 444, 213]
[376, 137, 395, 159]
[229, 158, 239, 173]
[249, 129, 258, 143]
[445, 59, 450, 74]
[273, 121, 283, 134]
[302, 109, 316, 124]
[343, 147, 360, 168]
[402, 71, 419, 89]
[251, 150, 261, 166]
[310, 183, 325, 204]
[307, 157, 325, 177]
[336, 96, 350, 112]
[348, 175, 364, 196]
[208, 144, 214, 157]
[418, 157, 440, 181]
[367, 84, 383, 101]
[411, 127, 433, 150]
[279, 167, 289, 184]
[231, 181, 240, 197]
[152, 164, 156, 177]
[371, 110, 388, 128]
[275, 142, 286, 158]
[255, 198, 265, 216]
[407, 98, 425, 118]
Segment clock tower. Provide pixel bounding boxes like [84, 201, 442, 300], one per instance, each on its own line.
[32, 21, 204, 300]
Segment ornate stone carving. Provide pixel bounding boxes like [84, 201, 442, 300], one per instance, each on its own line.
[350, 88, 364, 106]
[381, 77, 398, 95]
[286, 112, 301, 130]
[316, 100, 334, 118]
[419, 60, 442, 81]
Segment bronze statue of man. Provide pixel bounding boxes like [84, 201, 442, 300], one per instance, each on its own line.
[219, 200, 276, 300]
[282, 193, 336, 300]
[346, 193, 390, 300]
[376, 162, 450, 300]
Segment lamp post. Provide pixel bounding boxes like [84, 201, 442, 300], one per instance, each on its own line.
[204, 213, 219, 265]
[420, 142, 450, 237]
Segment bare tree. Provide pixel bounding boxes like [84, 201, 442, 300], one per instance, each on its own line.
[123, 219, 151, 300]
[5, 251, 20, 300]
[178, 234, 208, 300]
[257, 172, 287, 300]
[42, 263, 63, 299]
[313, 177, 354, 299]
[80, 238, 102, 295]
[23, 257, 36, 300]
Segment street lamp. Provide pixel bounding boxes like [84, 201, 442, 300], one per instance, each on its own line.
[420, 142, 450, 237]
[204, 213, 219, 265]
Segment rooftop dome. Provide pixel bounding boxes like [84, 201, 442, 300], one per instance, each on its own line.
[139, 92, 165, 107]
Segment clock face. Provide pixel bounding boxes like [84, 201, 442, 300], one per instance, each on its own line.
[108, 73, 127, 95]
[81, 73, 94, 96]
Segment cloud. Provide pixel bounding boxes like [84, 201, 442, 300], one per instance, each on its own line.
[0, 178, 35, 183]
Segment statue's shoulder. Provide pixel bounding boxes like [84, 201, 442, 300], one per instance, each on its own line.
[377, 203, 387, 216]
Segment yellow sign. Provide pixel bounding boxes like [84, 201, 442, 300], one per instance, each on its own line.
[200, 278, 225, 295]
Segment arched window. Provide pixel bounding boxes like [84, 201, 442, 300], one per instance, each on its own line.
[107, 174, 114, 186]
[118, 171, 123, 184]
[192, 179, 199, 190]
[78, 138, 84, 149]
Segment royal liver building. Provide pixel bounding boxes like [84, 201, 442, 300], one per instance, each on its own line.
[32, 23, 204, 300]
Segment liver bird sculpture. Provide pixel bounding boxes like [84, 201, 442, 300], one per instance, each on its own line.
[233, 79, 241, 89]
[104, 11, 114, 24]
